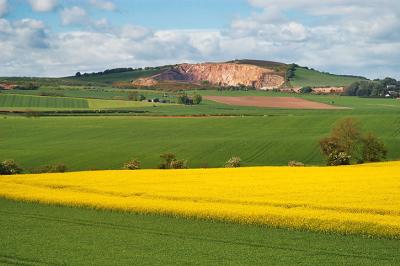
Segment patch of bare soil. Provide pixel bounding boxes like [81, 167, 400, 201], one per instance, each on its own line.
[204, 96, 346, 110]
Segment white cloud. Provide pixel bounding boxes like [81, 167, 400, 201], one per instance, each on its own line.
[89, 0, 116, 11]
[0, 0, 399, 78]
[27, 0, 58, 12]
[60, 6, 88, 26]
[0, 0, 7, 17]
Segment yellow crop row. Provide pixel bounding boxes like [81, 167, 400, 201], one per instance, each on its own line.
[1, 161, 400, 238]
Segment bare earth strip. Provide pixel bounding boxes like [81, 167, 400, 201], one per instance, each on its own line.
[204, 96, 346, 110]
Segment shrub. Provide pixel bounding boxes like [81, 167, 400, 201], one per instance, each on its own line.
[361, 133, 387, 162]
[124, 159, 141, 170]
[288, 161, 305, 167]
[299, 87, 313, 93]
[31, 164, 67, 173]
[158, 153, 188, 169]
[327, 152, 351, 166]
[193, 94, 203, 105]
[225, 157, 242, 168]
[0, 160, 23, 175]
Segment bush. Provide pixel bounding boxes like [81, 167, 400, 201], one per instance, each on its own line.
[193, 94, 202, 105]
[124, 159, 141, 170]
[288, 161, 305, 167]
[158, 153, 187, 169]
[327, 152, 351, 166]
[361, 133, 387, 162]
[225, 157, 241, 168]
[319, 118, 388, 165]
[0, 160, 23, 175]
[299, 87, 313, 93]
[31, 164, 67, 173]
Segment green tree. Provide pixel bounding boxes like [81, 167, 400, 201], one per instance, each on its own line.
[193, 94, 202, 105]
[361, 133, 387, 162]
[0, 160, 23, 175]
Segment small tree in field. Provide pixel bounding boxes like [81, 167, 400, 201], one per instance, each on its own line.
[158, 153, 188, 169]
[193, 94, 202, 105]
[320, 118, 387, 165]
[361, 133, 387, 162]
[0, 160, 23, 175]
[225, 157, 241, 168]
[124, 159, 141, 170]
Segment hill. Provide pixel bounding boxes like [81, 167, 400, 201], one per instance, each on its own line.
[290, 67, 367, 87]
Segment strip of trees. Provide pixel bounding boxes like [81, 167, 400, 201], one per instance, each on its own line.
[343, 77, 400, 97]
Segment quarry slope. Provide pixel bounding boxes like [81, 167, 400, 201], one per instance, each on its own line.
[133, 62, 286, 89]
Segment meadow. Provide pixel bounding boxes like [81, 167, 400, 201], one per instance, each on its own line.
[290, 67, 366, 87]
[1, 162, 399, 238]
[1, 198, 399, 265]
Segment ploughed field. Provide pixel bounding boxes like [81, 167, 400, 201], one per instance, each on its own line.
[1, 162, 399, 238]
[204, 96, 346, 109]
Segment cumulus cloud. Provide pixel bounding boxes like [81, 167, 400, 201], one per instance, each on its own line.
[27, 0, 58, 12]
[89, 0, 117, 11]
[60, 6, 88, 25]
[0, 0, 399, 78]
[0, 0, 7, 17]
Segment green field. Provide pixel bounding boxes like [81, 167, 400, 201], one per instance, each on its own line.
[68, 68, 165, 83]
[290, 67, 366, 87]
[0, 94, 89, 109]
[0, 198, 398, 265]
[1, 111, 399, 171]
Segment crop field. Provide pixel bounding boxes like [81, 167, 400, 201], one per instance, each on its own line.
[0, 94, 89, 109]
[290, 67, 366, 87]
[1, 114, 400, 171]
[1, 162, 400, 238]
[1, 198, 399, 265]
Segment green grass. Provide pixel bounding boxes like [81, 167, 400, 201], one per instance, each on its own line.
[1, 113, 399, 171]
[0, 198, 398, 265]
[0, 94, 89, 109]
[291, 67, 366, 87]
[68, 68, 165, 83]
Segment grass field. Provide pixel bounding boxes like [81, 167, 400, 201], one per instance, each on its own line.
[290, 67, 366, 87]
[68, 68, 165, 83]
[1, 198, 398, 265]
[0, 94, 89, 109]
[1, 112, 399, 170]
[1, 162, 399, 238]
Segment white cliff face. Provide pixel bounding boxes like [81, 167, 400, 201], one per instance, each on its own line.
[132, 62, 286, 89]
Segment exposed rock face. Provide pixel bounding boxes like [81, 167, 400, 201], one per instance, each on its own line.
[132, 78, 158, 87]
[133, 63, 286, 89]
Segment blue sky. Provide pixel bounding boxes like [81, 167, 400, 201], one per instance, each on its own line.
[0, 0, 399, 78]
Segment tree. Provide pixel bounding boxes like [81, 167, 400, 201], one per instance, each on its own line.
[177, 94, 190, 105]
[193, 94, 202, 105]
[0, 160, 23, 175]
[361, 133, 387, 162]
[299, 87, 313, 93]
[319, 118, 387, 165]
[158, 153, 188, 169]
[225, 157, 242, 168]
[124, 159, 141, 170]
[75, 72, 82, 77]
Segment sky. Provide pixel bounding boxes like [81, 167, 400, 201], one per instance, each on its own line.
[0, 0, 399, 78]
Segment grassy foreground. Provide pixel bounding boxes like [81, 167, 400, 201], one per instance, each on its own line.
[0, 198, 399, 265]
[1, 162, 399, 238]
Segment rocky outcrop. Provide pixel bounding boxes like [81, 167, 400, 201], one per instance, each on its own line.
[132, 78, 158, 87]
[132, 63, 286, 89]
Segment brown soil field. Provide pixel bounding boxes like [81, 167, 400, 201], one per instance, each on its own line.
[204, 96, 346, 109]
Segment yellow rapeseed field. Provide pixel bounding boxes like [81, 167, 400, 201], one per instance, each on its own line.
[1, 162, 400, 238]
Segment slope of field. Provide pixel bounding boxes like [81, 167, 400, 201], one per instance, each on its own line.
[68, 69, 166, 83]
[2, 199, 399, 265]
[0, 94, 89, 109]
[1, 162, 400, 238]
[1, 114, 400, 170]
[291, 67, 366, 87]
